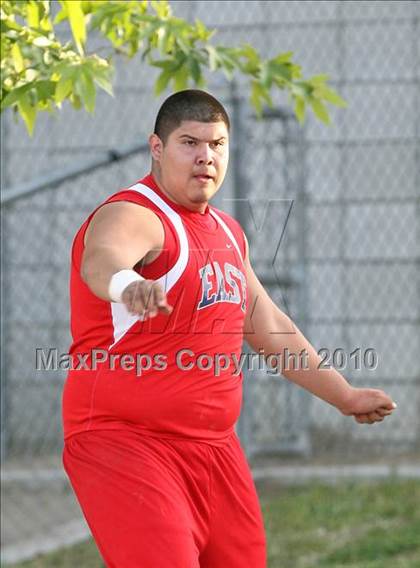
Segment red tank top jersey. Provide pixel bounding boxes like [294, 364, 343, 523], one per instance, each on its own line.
[62, 174, 248, 445]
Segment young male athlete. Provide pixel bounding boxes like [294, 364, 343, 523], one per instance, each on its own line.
[62, 90, 397, 568]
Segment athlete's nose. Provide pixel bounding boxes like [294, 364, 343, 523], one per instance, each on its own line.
[196, 144, 214, 165]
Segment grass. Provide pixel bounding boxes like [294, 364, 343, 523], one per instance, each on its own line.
[10, 479, 420, 568]
[260, 479, 420, 567]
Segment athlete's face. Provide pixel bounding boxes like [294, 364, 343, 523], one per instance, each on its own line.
[149, 120, 229, 212]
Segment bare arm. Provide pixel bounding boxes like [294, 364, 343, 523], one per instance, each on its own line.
[81, 202, 171, 317]
[243, 236, 396, 423]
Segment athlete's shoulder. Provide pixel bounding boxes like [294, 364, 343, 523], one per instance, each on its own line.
[105, 176, 151, 205]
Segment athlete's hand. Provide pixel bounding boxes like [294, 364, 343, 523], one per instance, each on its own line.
[121, 279, 173, 320]
[338, 387, 397, 424]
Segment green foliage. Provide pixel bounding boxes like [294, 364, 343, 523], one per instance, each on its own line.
[1, 0, 347, 135]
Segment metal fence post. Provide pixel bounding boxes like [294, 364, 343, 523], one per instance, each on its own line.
[1, 114, 10, 461]
[228, 81, 254, 455]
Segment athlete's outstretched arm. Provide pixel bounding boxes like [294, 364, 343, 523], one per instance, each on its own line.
[81, 202, 172, 317]
[242, 237, 396, 424]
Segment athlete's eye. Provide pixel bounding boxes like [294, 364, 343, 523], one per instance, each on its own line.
[184, 139, 197, 146]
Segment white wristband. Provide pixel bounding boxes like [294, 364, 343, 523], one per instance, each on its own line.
[108, 269, 144, 303]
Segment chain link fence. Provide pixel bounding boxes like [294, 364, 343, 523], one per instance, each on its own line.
[1, 1, 419, 564]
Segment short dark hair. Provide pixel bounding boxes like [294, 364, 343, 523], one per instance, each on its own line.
[154, 89, 230, 143]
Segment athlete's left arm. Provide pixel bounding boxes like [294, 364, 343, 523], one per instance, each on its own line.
[242, 236, 397, 424]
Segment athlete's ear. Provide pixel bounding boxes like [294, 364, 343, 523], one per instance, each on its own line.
[149, 133, 163, 161]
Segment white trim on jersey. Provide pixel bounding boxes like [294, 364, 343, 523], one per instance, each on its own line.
[209, 209, 244, 262]
[109, 302, 140, 350]
[109, 183, 189, 349]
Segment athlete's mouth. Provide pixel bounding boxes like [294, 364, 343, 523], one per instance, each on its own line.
[194, 174, 214, 181]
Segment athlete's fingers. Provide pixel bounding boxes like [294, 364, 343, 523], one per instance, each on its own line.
[125, 280, 152, 315]
[376, 407, 393, 417]
[123, 280, 172, 318]
[152, 282, 173, 314]
[143, 282, 159, 315]
[158, 303, 173, 315]
[146, 285, 159, 318]
[143, 281, 171, 316]
[354, 412, 384, 424]
[374, 392, 396, 411]
[354, 414, 370, 424]
[354, 413, 371, 424]
[367, 411, 384, 422]
[121, 280, 143, 314]
[136, 280, 151, 312]
[352, 405, 395, 424]
[141, 282, 160, 315]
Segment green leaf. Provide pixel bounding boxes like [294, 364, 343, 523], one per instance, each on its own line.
[309, 97, 330, 124]
[188, 55, 201, 84]
[271, 51, 294, 64]
[250, 81, 272, 115]
[269, 60, 293, 82]
[150, 59, 174, 69]
[1, 17, 22, 33]
[81, 0, 97, 13]
[315, 85, 347, 108]
[239, 44, 260, 65]
[175, 35, 191, 56]
[55, 76, 73, 103]
[151, 0, 170, 19]
[17, 93, 37, 135]
[53, 8, 69, 26]
[206, 45, 219, 71]
[310, 74, 330, 85]
[39, 1, 53, 32]
[294, 97, 305, 124]
[154, 68, 172, 95]
[194, 18, 212, 41]
[62, 0, 86, 55]
[137, 21, 162, 44]
[173, 63, 189, 91]
[70, 92, 82, 109]
[78, 68, 96, 112]
[11, 42, 24, 73]
[215, 47, 238, 80]
[157, 24, 170, 54]
[260, 62, 272, 89]
[291, 81, 310, 98]
[93, 70, 113, 96]
[1, 82, 34, 110]
[26, 1, 40, 29]
[217, 46, 238, 70]
[34, 80, 55, 102]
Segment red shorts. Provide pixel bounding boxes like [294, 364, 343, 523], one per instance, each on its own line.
[63, 429, 267, 567]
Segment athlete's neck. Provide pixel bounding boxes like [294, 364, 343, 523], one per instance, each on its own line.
[151, 169, 208, 214]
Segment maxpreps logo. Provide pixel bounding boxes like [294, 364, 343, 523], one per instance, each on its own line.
[197, 261, 247, 312]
